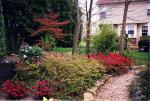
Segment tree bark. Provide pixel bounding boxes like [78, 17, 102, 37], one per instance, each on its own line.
[86, 0, 93, 55]
[119, 0, 129, 55]
[72, 0, 80, 54]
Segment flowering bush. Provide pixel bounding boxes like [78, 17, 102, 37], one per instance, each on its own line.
[19, 46, 43, 61]
[31, 80, 53, 98]
[14, 52, 105, 99]
[89, 52, 133, 74]
[43, 53, 105, 98]
[1, 80, 30, 99]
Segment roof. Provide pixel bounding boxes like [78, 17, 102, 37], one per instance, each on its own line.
[97, 0, 149, 5]
[97, 0, 124, 5]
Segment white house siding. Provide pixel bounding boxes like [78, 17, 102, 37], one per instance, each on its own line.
[99, 2, 150, 24]
[98, 1, 150, 45]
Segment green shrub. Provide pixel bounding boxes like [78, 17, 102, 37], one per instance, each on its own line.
[138, 36, 150, 52]
[92, 24, 119, 54]
[40, 34, 56, 51]
[19, 46, 43, 60]
[15, 53, 105, 99]
[130, 67, 150, 101]
[0, 0, 6, 59]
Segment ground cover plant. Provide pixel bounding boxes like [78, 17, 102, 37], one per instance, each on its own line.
[89, 52, 133, 74]
[12, 52, 105, 100]
[124, 50, 149, 65]
[130, 66, 150, 101]
[1, 80, 30, 99]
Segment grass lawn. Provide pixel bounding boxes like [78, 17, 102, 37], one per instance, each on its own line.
[125, 50, 149, 65]
[52, 43, 149, 66]
[52, 47, 72, 53]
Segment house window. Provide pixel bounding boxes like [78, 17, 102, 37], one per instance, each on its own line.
[128, 25, 134, 34]
[147, 9, 150, 16]
[142, 26, 148, 36]
[113, 24, 118, 28]
[100, 11, 106, 19]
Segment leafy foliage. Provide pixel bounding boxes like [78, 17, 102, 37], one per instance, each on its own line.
[92, 24, 119, 54]
[38, 34, 56, 51]
[49, 0, 78, 47]
[31, 80, 53, 98]
[19, 46, 43, 61]
[138, 36, 150, 52]
[33, 12, 70, 40]
[1, 80, 30, 99]
[130, 67, 150, 101]
[15, 53, 105, 99]
[2, 0, 52, 53]
[89, 52, 133, 74]
[0, 0, 6, 58]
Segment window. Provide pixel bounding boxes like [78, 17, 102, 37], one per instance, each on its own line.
[147, 3, 150, 16]
[113, 24, 118, 28]
[100, 6, 107, 19]
[100, 11, 106, 19]
[142, 26, 148, 36]
[128, 25, 134, 34]
[147, 9, 150, 16]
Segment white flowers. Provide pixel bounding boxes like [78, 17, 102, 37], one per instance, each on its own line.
[23, 55, 27, 58]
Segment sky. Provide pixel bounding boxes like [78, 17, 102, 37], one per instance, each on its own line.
[79, 0, 100, 36]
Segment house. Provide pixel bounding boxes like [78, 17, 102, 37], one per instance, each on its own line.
[97, 0, 150, 47]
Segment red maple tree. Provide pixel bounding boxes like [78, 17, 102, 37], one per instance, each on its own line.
[32, 12, 70, 39]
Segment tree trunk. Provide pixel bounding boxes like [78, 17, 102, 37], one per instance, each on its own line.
[86, 0, 93, 55]
[119, 0, 129, 55]
[72, 0, 80, 54]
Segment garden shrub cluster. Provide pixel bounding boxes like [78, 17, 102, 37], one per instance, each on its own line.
[138, 36, 150, 52]
[14, 53, 105, 99]
[19, 46, 43, 62]
[92, 24, 119, 54]
[89, 52, 133, 74]
[0, 80, 53, 100]
[130, 67, 150, 101]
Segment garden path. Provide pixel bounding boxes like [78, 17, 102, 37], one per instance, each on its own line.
[94, 69, 140, 101]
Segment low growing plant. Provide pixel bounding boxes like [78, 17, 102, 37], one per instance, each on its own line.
[89, 52, 133, 74]
[15, 53, 105, 99]
[31, 80, 53, 99]
[19, 46, 43, 63]
[1, 80, 30, 99]
[43, 53, 105, 99]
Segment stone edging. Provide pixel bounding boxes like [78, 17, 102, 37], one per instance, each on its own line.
[83, 74, 112, 101]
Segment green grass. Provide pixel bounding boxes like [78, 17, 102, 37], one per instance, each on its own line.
[124, 50, 150, 65]
[52, 47, 72, 53]
[52, 46, 149, 65]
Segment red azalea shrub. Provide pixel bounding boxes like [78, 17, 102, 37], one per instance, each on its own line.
[1, 80, 30, 99]
[31, 80, 53, 98]
[89, 52, 133, 74]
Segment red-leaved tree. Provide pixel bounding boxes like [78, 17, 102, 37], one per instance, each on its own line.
[32, 12, 70, 39]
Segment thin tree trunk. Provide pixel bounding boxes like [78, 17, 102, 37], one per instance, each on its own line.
[72, 0, 80, 54]
[86, 0, 93, 55]
[119, 0, 129, 55]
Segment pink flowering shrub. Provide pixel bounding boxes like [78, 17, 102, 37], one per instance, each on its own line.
[89, 52, 133, 74]
[1, 80, 30, 99]
[31, 80, 53, 98]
